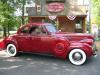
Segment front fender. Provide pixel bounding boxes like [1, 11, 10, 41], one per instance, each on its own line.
[69, 43, 93, 57]
[79, 39, 94, 46]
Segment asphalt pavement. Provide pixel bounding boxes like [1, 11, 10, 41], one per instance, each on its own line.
[0, 42, 100, 75]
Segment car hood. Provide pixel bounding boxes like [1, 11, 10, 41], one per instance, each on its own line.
[54, 32, 94, 41]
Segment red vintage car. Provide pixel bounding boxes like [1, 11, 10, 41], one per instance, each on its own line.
[0, 22, 97, 65]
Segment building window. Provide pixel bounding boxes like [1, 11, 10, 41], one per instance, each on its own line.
[75, 20, 82, 29]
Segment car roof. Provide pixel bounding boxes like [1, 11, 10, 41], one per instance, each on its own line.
[27, 22, 51, 26]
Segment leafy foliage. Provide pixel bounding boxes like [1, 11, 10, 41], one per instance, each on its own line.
[92, 0, 100, 27]
[0, 1, 16, 37]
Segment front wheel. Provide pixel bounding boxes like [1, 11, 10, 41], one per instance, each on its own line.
[68, 49, 86, 65]
[7, 44, 17, 57]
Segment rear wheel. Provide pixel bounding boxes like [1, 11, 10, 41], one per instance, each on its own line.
[7, 44, 17, 57]
[68, 49, 86, 65]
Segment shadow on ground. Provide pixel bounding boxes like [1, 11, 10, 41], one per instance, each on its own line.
[0, 50, 100, 75]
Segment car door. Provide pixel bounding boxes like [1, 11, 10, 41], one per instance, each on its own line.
[30, 26, 54, 54]
[15, 26, 32, 52]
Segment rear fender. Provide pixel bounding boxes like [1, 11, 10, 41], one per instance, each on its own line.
[0, 39, 6, 50]
[5, 38, 18, 51]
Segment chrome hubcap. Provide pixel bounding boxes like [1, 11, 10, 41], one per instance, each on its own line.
[73, 52, 82, 61]
[8, 46, 15, 54]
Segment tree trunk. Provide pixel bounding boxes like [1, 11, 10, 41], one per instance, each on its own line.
[22, 0, 25, 25]
[3, 27, 7, 37]
[7, 24, 10, 36]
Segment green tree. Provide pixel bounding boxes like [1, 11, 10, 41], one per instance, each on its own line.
[0, 1, 15, 37]
[0, 0, 28, 37]
[92, 0, 100, 27]
[9, 0, 26, 25]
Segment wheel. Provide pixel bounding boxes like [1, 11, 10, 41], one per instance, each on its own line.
[68, 49, 86, 65]
[7, 44, 17, 57]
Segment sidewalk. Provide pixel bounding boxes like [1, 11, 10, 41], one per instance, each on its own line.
[0, 50, 10, 58]
[96, 42, 100, 51]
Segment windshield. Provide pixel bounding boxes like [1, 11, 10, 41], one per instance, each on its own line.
[45, 24, 58, 33]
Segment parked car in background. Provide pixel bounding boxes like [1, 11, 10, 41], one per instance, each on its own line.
[0, 22, 97, 65]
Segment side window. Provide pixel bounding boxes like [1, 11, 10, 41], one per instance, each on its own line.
[29, 26, 38, 34]
[29, 26, 47, 35]
[21, 26, 30, 34]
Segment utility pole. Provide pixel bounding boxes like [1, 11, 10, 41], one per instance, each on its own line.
[89, 0, 91, 33]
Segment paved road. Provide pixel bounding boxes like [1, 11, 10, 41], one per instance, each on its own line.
[0, 43, 100, 75]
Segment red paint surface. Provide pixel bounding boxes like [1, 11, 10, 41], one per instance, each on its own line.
[0, 22, 96, 58]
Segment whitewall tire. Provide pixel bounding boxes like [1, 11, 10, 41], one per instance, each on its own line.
[7, 44, 17, 57]
[68, 49, 86, 65]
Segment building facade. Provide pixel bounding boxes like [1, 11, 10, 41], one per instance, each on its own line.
[24, 0, 89, 33]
